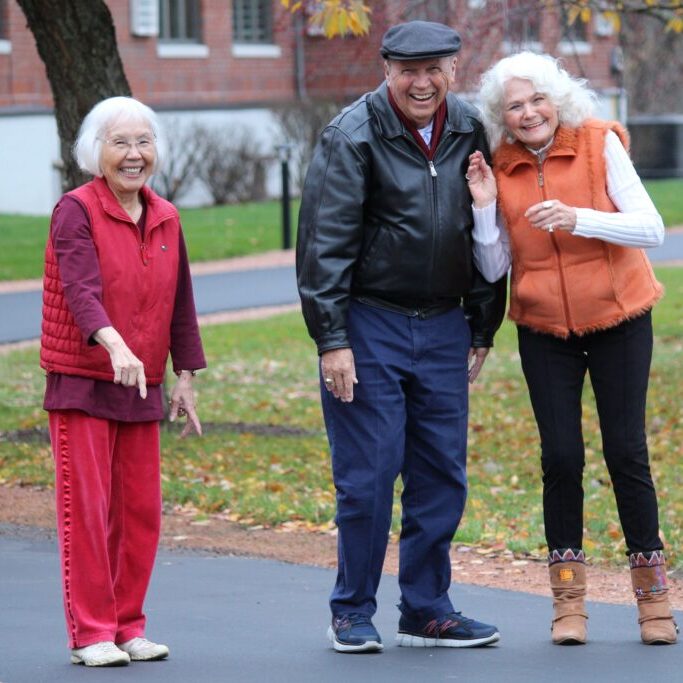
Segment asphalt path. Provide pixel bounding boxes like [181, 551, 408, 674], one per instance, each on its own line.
[0, 532, 680, 683]
[1, 234, 681, 345]
[0, 266, 299, 344]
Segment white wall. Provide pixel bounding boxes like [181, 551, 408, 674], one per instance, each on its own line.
[0, 93, 623, 216]
[0, 114, 61, 215]
[0, 107, 286, 215]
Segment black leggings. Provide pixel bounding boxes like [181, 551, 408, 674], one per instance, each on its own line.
[517, 312, 663, 555]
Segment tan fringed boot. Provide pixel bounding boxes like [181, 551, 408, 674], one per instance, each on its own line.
[630, 551, 678, 645]
[549, 552, 588, 645]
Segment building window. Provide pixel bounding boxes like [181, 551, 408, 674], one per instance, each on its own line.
[504, 0, 540, 46]
[0, 0, 8, 39]
[159, 0, 202, 42]
[232, 0, 273, 44]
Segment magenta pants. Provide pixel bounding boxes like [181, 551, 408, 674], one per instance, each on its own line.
[49, 410, 161, 649]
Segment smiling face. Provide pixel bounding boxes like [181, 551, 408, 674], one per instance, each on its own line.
[385, 56, 456, 128]
[99, 117, 156, 203]
[502, 77, 560, 149]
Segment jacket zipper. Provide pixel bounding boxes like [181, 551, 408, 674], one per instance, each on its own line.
[538, 158, 573, 329]
[125, 221, 149, 266]
[400, 134, 440, 301]
[427, 159, 439, 303]
[129, 213, 168, 267]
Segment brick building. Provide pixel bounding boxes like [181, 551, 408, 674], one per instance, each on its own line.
[0, 0, 621, 213]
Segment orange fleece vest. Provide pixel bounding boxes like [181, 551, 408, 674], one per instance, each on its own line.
[40, 177, 180, 384]
[493, 120, 662, 338]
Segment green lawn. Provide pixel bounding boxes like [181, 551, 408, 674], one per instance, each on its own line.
[1, 266, 681, 569]
[645, 179, 683, 228]
[0, 179, 679, 281]
[0, 199, 299, 281]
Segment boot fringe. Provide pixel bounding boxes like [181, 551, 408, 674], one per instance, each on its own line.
[548, 548, 585, 566]
[629, 550, 665, 569]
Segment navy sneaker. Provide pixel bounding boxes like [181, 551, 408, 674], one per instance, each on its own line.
[327, 613, 383, 653]
[396, 611, 500, 648]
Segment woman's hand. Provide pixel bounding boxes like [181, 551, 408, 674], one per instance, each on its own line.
[93, 326, 147, 399]
[466, 151, 497, 209]
[169, 371, 202, 437]
[525, 199, 577, 233]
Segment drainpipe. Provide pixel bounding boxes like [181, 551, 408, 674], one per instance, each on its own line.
[294, 13, 307, 100]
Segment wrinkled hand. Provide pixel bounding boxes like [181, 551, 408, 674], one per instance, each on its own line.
[525, 199, 577, 233]
[466, 151, 497, 209]
[468, 347, 489, 384]
[93, 326, 147, 399]
[169, 371, 202, 437]
[321, 348, 358, 403]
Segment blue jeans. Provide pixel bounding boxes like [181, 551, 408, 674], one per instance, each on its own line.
[322, 301, 471, 619]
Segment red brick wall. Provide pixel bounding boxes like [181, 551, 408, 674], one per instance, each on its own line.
[303, 1, 620, 101]
[0, 0, 298, 110]
[0, 0, 618, 111]
[0, 0, 53, 108]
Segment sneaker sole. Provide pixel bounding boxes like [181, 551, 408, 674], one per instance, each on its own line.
[396, 631, 500, 648]
[70, 654, 130, 666]
[127, 651, 170, 661]
[327, 626, 384, 653]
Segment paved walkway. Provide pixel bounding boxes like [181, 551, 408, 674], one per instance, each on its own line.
[1, 230, 682, 345]
[0, 531, 680, 683]
[0, 250, 299, 345]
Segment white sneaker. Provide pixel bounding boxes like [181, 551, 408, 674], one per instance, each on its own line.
[70, 641, 130, 666]
[118, 637, 170, 661]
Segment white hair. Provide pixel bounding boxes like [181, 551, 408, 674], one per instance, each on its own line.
[73, 96, 166, 176]
[479, 52, 597, 151]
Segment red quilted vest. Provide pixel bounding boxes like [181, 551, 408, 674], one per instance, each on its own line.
[40, 177, 181, 385]
[494, 120, 662, 338]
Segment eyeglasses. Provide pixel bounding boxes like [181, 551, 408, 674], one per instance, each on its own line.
[99, 136, 155, 152]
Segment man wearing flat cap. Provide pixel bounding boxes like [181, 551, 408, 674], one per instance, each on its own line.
[297, 20, 506, 653]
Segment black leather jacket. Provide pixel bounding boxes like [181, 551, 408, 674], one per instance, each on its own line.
[296, 82, 507, 354]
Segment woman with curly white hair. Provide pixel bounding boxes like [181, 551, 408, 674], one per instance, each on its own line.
[41, 96, 206, 666]
[466, 51, 676, 646]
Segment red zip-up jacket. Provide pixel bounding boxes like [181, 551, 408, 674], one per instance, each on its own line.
[41, 177, 181, 385]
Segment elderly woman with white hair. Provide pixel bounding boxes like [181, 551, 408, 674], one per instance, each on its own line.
[465, 52, 676, 646]
[40, 97, 205, 666]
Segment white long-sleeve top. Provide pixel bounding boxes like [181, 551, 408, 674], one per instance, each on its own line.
[471, 130, 665, 282]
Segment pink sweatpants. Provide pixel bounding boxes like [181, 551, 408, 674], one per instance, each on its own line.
[49, 410, 161, 648]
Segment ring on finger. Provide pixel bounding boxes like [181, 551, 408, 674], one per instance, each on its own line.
[546, 223, 554, 232]
[542, 200, 554, 209]
[324, 377, 333, 384]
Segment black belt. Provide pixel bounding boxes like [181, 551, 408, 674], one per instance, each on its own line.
[354, 295, 461, 320]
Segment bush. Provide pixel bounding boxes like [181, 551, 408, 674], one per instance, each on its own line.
[197, 125, 269, 205]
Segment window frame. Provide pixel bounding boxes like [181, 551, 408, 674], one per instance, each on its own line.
[159, 0, 203, 44]
[232, 0, 274, 46]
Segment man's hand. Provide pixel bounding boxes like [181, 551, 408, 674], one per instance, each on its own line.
[321, 348, 358, 403]
[468, 347, 490, 384]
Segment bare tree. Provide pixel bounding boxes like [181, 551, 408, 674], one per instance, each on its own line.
[620, 14, 683, 114]
[16, 0, 131, 191]
[272, 100, 342, 191]
[152, 119, 208, 203]
[197, 126, 268, 205]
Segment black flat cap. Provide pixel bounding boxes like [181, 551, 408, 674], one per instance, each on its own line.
[380, 20, 461, 60]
